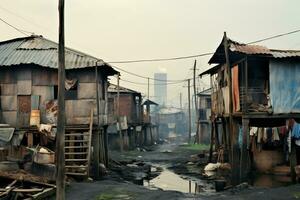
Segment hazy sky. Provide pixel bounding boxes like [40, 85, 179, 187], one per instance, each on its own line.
[1, 0, 299, 107]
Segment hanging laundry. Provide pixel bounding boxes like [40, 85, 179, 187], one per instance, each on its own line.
[292, 122, 300, 139]
[273, 128, 280, 141]
[250, 127, 258, 136]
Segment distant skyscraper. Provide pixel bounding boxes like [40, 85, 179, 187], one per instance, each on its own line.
[154, 73, 167, 106]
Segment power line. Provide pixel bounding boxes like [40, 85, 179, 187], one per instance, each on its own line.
[119, 77, 187, 86]
[112, 65, 192, 82]
[0, 16, 32, 36]
[247, 29, 300, 44]
[108, 28, 300, 64]
[108, 52, 213, 64]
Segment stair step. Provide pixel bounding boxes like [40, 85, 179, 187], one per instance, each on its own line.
[65, 140, 89, 143]
[65, 133, 90, 136]
[65, 146, 89, 149]
[65, 165, 88, 168]
[65, 172, 87, 176]
[65, 152, 88, 155]
[65, 159, 88, 162]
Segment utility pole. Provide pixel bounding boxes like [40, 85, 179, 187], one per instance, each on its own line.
[188, 79, 191, 143]
[117, 73, 123, 152]
[193, 60, 200, 143]
[94, 65, 100, 180]
[56, 0, 65, 199]
[180, 93, 182, 110]
[147, 77, 150, 100]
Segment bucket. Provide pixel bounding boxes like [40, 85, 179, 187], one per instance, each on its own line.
[30, 110, 40, 126]
[215, 180, 226, 192]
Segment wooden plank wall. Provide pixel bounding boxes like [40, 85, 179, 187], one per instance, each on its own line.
[0, 66, 109, 127]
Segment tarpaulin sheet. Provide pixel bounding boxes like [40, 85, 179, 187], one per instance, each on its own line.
[270, 60, 300, 114]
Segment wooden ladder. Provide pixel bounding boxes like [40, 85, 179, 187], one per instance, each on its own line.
[64, 109, 93, 177]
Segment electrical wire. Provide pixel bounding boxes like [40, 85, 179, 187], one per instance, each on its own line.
[108, 28, 300, 64]
[0, 16, 32, 36]
[247, 29, 300, 44]
[119, 77, 187, 86]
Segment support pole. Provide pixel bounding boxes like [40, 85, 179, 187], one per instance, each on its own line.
[180, 92, 182, 110]
[117, 73, 123, 152]
[56, 0, 65, 199]
[224, 32, 238, 184]
[193, 60, 200, 143]
[188, 79, 191, 143]
[147, 77, 150, 100]
[94, 66, 100, 179]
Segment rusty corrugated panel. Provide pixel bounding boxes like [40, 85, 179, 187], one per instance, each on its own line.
[229, 40, 300, 58]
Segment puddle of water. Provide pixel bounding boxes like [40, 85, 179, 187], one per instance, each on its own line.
[144, 167, 214, 195]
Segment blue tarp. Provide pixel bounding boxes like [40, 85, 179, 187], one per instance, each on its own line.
[269, 60, 300, 114]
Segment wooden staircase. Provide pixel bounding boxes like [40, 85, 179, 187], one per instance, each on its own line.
[64, 110, 93, 177]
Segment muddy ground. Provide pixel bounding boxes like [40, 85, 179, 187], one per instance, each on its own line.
[64, 142, 300, 200]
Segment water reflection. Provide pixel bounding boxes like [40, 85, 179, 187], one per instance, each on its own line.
[144, 167, 214, 195]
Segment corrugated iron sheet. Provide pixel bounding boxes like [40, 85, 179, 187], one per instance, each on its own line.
[229, 40, 300, 58]
[0, 36, 115, 70]
[108, 83, 140, 94]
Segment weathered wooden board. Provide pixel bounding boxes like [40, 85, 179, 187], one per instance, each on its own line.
[17, 68, 32, 80]
[0, 84, 17, 96]
[78, 83, 96, 99]
[67, 69, 95, 83]
[17, 95, 31, 127]
[2, 111, 17, 126]
[32, 68, 58, 86]
[0, 96, 17, 111]
[17, 80, 32, 95]
[0, 70, 17, 84]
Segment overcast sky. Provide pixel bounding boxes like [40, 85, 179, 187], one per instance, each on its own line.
[1, 0, 299, 107]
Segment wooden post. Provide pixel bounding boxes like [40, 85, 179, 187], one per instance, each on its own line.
[147, 78, 150, 101]
[180, 93, 182, 110]
[240, 118, 249, 182]
[94, 65, 100, 180]
[193, 60, 200, 144]
[223, 32, 240, 184]
[188, 79, 191, 143]
[117, 73, 123, 151]
[290, 141, 297, 183]
[56, 0, 65, 199]
[209, 118, 214, 162]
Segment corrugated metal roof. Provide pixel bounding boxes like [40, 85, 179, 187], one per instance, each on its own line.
[229, 41, 300, 58]
[209, 36, 300, 64]
[0, 35, 117, 72]
[108, 84, 141, 94]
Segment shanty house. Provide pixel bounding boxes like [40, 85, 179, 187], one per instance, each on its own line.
[200, 34, 300, 185]
[0, 35, 118, 178]
[158, 107, 186, 140]
[107, 84, 143, 149]
[197, 88, 212, 144]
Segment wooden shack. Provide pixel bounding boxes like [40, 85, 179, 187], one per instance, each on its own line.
[200, 33, 300, 185]
[197, 88, 212, 144]
[107, 84, 143, 149]
[0, 35, 118, 178]
[158, 107, 186, 140]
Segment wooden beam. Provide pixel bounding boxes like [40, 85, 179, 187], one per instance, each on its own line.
[56, 0, 66, 199]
